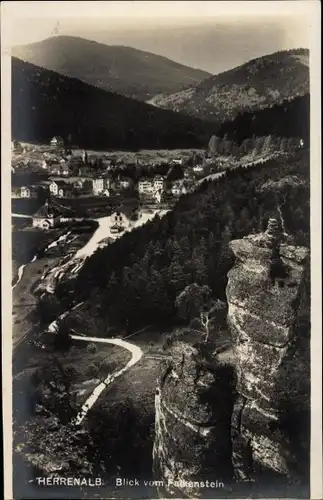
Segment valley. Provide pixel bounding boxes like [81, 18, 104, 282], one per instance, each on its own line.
[9, 24, 312, 500]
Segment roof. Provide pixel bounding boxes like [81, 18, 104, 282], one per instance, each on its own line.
[21, 185, 37, 191]
[138, 177, 152, 183]
[51, 136, 64, 142]
[33, 203, 61, 219]
[51, 180, 69, 187]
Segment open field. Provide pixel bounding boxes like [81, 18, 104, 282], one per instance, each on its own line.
[12, 223, 97, 345]
[14, 336, 132, 408]
[17, 143, 204, 162]
[11, 195, 134, 219]
[82, 148, 204, 163]
[12, 198, 44, 216]
[12, 256, 61, 347]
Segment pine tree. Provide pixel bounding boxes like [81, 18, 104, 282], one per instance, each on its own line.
[262, 135, 273, 155]
[147, 267, 172, 317]
[179, 236, 191, 263]
[208, 135, 220, 154]
[254, 137, 265, 155]
[167, 259, 187, 294]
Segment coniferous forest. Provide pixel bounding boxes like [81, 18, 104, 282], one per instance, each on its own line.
[57, 150, 309, 330]
[216, 94, 309, 145]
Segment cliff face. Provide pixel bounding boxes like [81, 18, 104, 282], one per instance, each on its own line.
[153, 221, 310, 497]
[227, 230, 310, 494]
[153, 341, 235, 498]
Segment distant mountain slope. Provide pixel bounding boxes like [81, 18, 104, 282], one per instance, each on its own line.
[148, 49, 309, 122]
[12, 57, 216, 150]
[12, 36, 211, 101]
[215, 93, 310, 144]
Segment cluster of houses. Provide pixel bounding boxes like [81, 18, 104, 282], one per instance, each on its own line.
[14, 173, 194, 202]
[12, 136, 206, 203]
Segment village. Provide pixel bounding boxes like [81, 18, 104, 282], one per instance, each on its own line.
[11, 133, 304, 233]
[11, 136, 224, 230]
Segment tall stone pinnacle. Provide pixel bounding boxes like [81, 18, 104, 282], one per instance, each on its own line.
[264, 217, 283, 248]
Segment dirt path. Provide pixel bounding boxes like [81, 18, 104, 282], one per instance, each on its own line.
[70, 334, 143, 425]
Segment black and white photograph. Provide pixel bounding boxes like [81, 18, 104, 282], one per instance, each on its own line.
[1, 1, 322, 499]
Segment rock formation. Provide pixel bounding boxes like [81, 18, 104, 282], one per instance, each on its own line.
[153, 219, 310, 497]
[153, 339, 235, 498]
[227, 219, 310, 496]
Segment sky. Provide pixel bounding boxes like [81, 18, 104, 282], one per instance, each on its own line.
[3, 1, 314, 74]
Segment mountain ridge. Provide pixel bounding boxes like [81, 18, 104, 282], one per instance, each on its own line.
[147, 48, 309, 122]
[12, 35, 211, 101]
[12, 57, 216, 150]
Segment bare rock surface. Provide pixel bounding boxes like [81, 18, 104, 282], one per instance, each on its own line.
[227, 224, 310, 490]
[153, 221, 310, 497]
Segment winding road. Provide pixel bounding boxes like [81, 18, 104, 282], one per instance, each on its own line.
[12, 255, 37, 290]
[70, 334, 143, 426]
[12, 213, 33, 219]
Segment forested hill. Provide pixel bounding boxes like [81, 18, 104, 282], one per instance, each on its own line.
[12, 57, 215, 150]
[215, 94, 310, 144]
[148, 49, 309, 122]
[57, 150, 309, 329]
[12, 35, 211, 102]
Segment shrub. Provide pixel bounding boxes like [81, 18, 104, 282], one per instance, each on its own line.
[86, 343, 97, 354]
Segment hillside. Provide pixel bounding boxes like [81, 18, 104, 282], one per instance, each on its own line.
[55, 149, 309, 329]
[148, 49, 309, 122]
[216, 93, 310, 144]
[12, 36, 211, 101]
[12, 57, 215, 150]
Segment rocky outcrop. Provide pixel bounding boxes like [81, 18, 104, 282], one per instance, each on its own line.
[153, 340, 235, 498]
[153, 219, 310, 498]
[227, 220, 310, 494]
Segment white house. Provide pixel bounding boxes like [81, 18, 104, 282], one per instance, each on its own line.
[50, 136, 64, 148]
[20, 186, 37, 198]
[193, 164, 204, 173]
[20, 186, 31, 198]
[138, 178, 154, 194]
[153, 190, 162, 204]
[49, 180, 69, 197]
[49, 181, 59, 196]
[111, 211, 128, 229]
[153, 176, 165, 191]
[92, 177, 111, 195]
[32, 201, 61, 230]
[60, 164, 70, 176]
[92, 177, 104, 195]
[171, 182, 187, 197]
